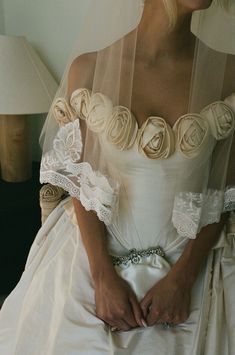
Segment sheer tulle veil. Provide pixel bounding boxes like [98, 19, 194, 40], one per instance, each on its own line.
[39, 0, 235, 238]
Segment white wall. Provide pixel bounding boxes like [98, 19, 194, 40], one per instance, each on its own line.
[2, 0, 88, 160]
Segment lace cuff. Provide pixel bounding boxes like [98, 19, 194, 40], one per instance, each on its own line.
[40, 163, 119, 225]
[172, 189, 225, 239]
[40, 119, 119, 225]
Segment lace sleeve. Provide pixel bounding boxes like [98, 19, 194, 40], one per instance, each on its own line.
[40, 88, 119, 225]
[172, 97, 235, 239]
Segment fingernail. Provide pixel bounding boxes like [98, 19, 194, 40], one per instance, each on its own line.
[141, 319, 148, 328]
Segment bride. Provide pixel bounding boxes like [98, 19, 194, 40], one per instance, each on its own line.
[0, 0, 235, 354]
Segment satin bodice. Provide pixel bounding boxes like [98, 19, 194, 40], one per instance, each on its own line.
[101, 131, 215, 252]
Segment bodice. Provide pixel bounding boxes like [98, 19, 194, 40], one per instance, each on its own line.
[41, 89, 235, 252]
[100, 124, 215, 251]
[67, 88, 235, 250]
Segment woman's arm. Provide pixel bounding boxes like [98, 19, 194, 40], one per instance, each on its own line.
[72, 198, 144, 331]
[72, 197, 111, 280]
[169, 212, 230, 288]
[68, 55, 143, 331]
[141, 213, 229, 326]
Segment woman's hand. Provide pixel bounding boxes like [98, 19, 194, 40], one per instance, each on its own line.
[140, 273, 191, 326]
[140, 213, 229, 327]
[94, 270, 144, 331]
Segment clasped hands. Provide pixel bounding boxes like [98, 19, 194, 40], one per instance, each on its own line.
[95, 269, 191, 332]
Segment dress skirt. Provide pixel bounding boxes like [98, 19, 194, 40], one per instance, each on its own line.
[0, 198, 235, 355]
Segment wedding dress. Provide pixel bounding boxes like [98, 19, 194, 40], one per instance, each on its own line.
[0, 89, 235, 355]
[1, 0, 235, 353]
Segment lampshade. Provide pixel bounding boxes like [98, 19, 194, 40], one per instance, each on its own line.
[0, 35, 58, 115]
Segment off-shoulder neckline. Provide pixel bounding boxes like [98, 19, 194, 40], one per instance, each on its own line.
[69, 87, 227, 131]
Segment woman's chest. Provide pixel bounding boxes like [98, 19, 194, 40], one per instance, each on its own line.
[130, 58, 193, 128]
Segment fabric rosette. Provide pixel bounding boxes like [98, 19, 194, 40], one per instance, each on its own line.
[53, 97, 76, 126]
[86, 92, 113, 133]
[225, 93, 235, 112]
[201, 101, 235, 140]
[105, 106, 138, 150]
[40, 184, 65, 203]
[40, 184, 66, 224]
[70, 88, 91, 120]
[173, 114, 208, 158]
[137, 116, 175, 159]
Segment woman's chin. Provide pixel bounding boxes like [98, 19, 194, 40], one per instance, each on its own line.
[178, 0, 213, 11]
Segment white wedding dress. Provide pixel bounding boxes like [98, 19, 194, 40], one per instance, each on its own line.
[0, 93, 235, 355]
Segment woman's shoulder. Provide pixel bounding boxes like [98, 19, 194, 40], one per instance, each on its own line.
[68, 52, 97, 95]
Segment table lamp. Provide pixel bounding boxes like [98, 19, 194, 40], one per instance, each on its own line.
[0, 35, 58, 182]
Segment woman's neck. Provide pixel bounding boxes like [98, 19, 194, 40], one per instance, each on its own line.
[137, 1, 195, 64]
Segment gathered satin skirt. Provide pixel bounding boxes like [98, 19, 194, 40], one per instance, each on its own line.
[0, 198, 235, 355]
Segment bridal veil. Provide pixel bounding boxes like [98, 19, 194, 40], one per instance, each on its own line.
[39, 0, 235, 238]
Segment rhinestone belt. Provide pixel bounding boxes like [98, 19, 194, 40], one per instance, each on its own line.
[111, 246, 165, 266]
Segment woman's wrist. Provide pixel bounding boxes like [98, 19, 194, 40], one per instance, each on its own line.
[168, 216, 229, 290]
[91, 254, 117, 285]
[167, 239, 206, 290]
[167, 263, 198, 290]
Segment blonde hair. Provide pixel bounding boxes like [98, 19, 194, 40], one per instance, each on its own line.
[162, 0, 177, 28]
[162, 0, 231, 28]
